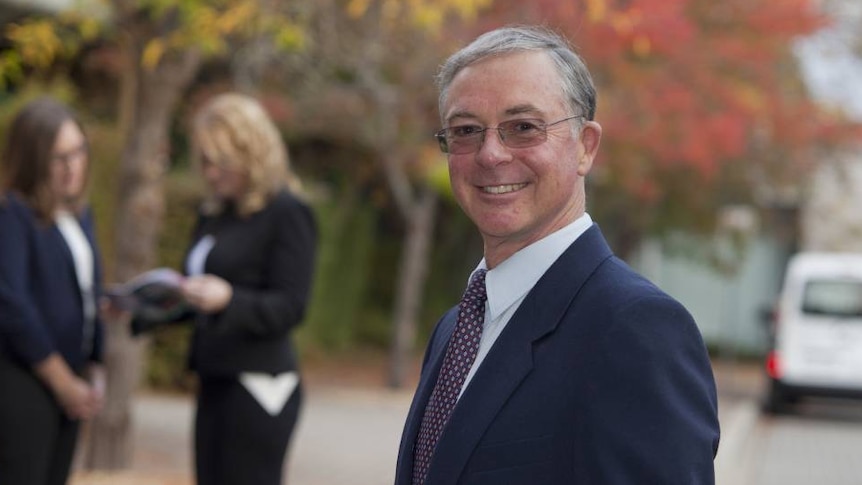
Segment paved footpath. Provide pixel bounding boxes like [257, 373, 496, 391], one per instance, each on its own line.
[71, 358, 762, 485]
[72, 385, 415, 485]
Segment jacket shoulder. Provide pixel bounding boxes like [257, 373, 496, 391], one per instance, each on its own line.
[0, 192, 37, 225]
[269, 190, 312, 214]
[268, 190, 316, 229]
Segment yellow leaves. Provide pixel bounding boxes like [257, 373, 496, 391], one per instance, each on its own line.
[347, 0, 372, 18]
[419, 145, 454, 199]
[450, 0, 494, 19]
[6, 20, 64, 70]
[144, 0, 181, 18]
[136, 0, 306, 71]
[632, 35, 651, 57]
[351, 0, 491, 35]
[57, 7, 105, 42]
[0, 12, 100, 89]
[586, 0, 607, 23]
[422, 0, 494, 28]
[214, 0, 258, 34]
[0, 0, 313, 89]
[77, 17, 102, 42]
[142, 39, 167, 70]
[410, 0, 495, 32]
[276, 24, 306, 51]
[181, 4, 242, 54]
[2, 0, 308, 78]
[0, 52, 24, 90]
[411, 5, 446, 32]
[731, 81, 767, 113]
[175, 6, 227, 57]
[426, 161, 453, 199]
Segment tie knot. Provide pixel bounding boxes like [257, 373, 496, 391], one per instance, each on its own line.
[464, 269, 487, 303]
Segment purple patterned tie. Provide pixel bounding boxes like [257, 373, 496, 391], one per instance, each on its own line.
[412, 269, 488, 485]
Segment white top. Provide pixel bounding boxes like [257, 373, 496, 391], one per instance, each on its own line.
[55, 210, 96, 354]
[459, 213, 594, 398]
[186, 235, 216, 276]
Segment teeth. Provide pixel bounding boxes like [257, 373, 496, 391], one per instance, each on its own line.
[482, 183, 527, 194]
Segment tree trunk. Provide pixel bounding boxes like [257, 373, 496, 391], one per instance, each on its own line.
[84, 43, 201, 469]
[388, 187, 437, 388]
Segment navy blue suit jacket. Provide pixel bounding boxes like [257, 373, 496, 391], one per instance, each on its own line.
[131, 190, 316, 377]
[0, 193, 104, 371]
[395, 225, 719, 484]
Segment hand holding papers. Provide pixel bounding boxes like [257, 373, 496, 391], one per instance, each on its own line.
[181, 274, 233, 314]
[106, 268, 189, 321]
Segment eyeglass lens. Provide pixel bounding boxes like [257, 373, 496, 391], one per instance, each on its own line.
[436, 116, 581, 154]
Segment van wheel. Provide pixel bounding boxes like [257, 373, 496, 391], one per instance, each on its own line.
[762, 391, 784, 414]
[763, 380, 792, 415]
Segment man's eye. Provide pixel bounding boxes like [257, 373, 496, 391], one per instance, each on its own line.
[450, 125, 482, 137]
[508, 120, 542, 133]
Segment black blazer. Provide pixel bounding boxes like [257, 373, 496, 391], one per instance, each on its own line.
[134, 190, 317, 377]
[396, 225, 720, 485]
[0, 193, 104, 371]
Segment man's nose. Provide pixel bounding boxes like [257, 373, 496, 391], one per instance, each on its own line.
[475, 129, 512, 166]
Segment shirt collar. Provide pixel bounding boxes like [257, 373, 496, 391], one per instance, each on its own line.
[471, 213, 593, 321]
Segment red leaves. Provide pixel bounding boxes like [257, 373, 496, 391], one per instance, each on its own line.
[479, 0, 859, 210]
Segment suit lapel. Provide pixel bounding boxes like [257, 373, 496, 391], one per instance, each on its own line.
[425, 225, 614, 484]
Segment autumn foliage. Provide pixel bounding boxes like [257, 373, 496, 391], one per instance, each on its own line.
[471, 0, 861, 249]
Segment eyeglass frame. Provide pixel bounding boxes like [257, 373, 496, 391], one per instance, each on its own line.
[50, 143, 89, 166]
[434, 115, 585, 154]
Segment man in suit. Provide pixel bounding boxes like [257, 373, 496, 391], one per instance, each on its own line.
[395, 26, 720, 485]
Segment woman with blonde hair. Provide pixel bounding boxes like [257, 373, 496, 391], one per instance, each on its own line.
[132, 92, 317, 485]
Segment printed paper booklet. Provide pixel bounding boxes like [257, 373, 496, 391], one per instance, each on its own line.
[106, 268, 189, 320]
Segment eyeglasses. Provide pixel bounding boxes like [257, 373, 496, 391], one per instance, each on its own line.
[434, 115, 584, 155]
[51, 144, 88, 166]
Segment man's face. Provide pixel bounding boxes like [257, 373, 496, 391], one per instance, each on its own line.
[442, 51, 601, 262]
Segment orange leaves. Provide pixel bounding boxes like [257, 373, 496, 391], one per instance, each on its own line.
[746, 0, 829, 37]
[541, 0, 695, 60]
[506, 0, 862, 231]
[558, 0, 852, 183]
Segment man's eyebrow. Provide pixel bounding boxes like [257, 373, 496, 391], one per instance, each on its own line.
[444, 105, 544, 124]
[446, 110, 477, 122]
[504, 105, 543, 117]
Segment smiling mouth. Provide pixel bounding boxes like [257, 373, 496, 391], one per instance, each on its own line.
[481, 183, 527, 194]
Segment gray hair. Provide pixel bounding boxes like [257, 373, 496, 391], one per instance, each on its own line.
[436, 25, 597, 121]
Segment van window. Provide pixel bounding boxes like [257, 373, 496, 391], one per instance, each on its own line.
[801, 279, 862, 317]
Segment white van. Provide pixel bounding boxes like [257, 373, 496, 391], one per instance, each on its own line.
[763, 252, 862, 413]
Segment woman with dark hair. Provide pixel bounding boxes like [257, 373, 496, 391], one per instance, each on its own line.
[131, 92, 317, 485]
[0, 97, 106, 485]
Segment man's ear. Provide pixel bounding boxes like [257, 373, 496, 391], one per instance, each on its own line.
[577, 121, 602, 176]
